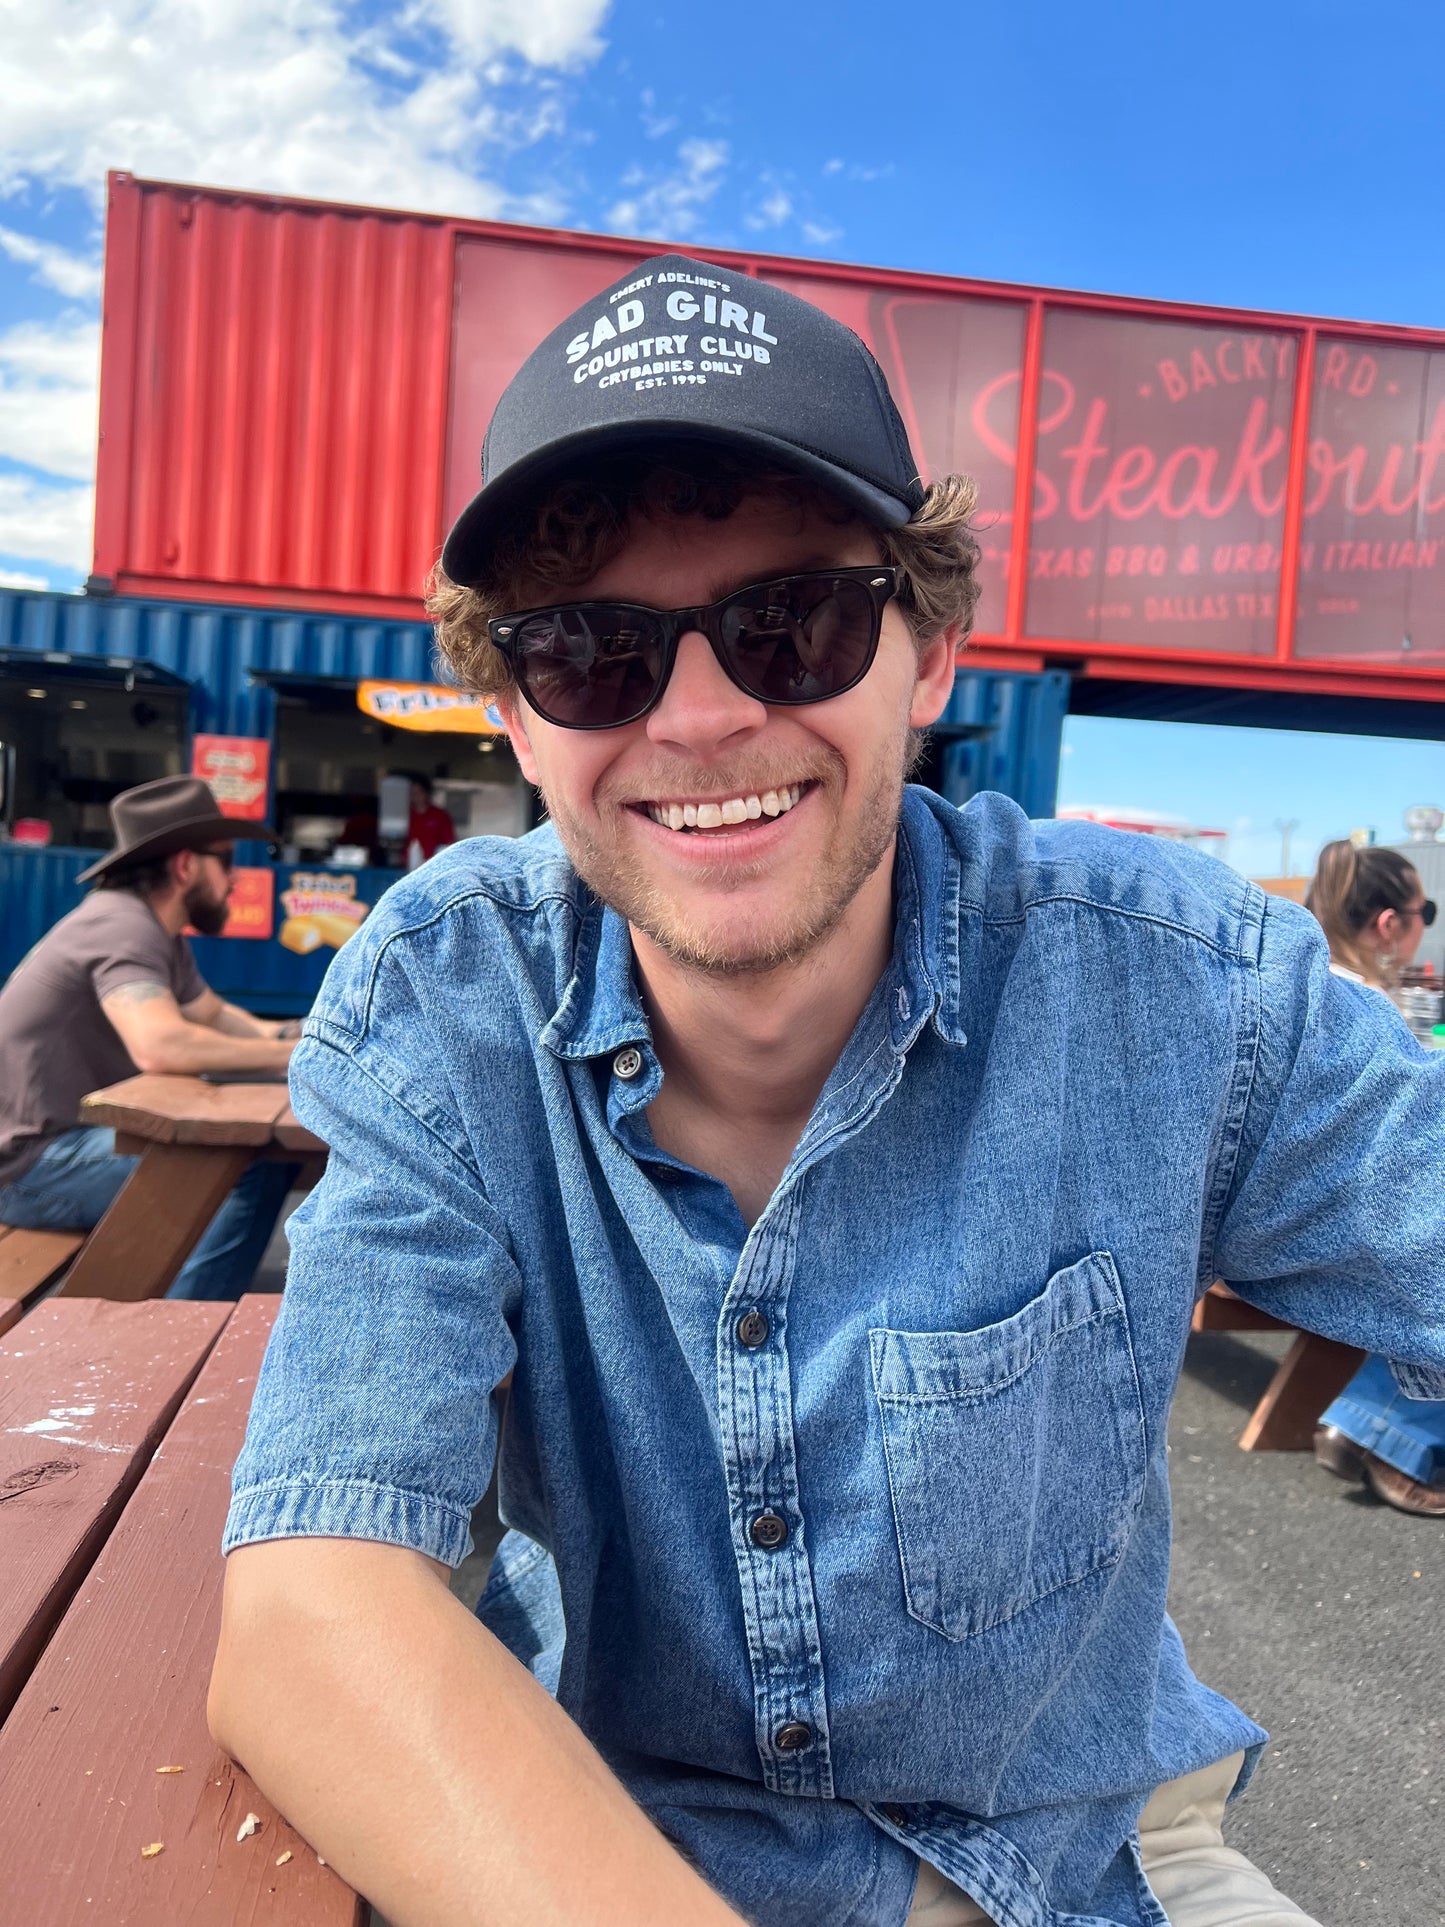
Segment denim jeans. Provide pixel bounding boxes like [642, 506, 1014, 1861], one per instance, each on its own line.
[0, 1125, 298, 1301]
[1322, 1352, 1445, 1485]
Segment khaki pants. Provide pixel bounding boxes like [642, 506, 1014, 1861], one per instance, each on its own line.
[906, 1753, 1321, 1925]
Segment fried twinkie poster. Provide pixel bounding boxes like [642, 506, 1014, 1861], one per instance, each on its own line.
[278, 873, 368, 954]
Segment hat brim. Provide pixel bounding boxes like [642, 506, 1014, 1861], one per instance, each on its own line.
[76, 813, 276, 884]
[440, 420, 918, 588]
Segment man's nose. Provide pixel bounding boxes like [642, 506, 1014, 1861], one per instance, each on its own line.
[645, 631, 766, 754]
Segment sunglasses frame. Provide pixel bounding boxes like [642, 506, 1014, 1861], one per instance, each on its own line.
[488, 565, 899, 732]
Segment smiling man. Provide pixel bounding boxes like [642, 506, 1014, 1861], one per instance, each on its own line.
[210, 259, 1445, 1927]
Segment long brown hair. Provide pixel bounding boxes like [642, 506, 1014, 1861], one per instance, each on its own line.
[1305, 841, 1421, 987]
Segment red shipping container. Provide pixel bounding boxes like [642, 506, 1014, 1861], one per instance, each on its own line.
[92, 173, 1445, 700]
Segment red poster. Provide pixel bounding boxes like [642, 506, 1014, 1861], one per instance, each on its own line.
[1292, 340, 1445, 665]
[187, 866, 274, 941]
[1024, 311, 1296, 654]
[761, 279, 1025, 638]
[191, 734, 271, 819]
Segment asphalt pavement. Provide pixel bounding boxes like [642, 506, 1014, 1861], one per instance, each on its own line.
[1168, 1330, 1442, 1926]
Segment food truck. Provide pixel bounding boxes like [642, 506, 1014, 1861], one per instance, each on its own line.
[3, 171, 1444, 1005]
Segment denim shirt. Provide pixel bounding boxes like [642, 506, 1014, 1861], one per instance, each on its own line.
[226, 788, 1445, 1927]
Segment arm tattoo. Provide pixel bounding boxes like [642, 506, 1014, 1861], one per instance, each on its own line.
[104, 981, 172, 1006]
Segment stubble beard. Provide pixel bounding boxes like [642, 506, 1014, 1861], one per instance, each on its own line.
[540, 731, 911, 978]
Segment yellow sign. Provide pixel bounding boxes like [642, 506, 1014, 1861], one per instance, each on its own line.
[356, 680, 505, 734]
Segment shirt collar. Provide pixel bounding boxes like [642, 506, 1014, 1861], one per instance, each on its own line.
[539, 784, 968, 1066]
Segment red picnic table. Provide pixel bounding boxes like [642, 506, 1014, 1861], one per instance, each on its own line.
[0, 1293, 364, 1925]
[55, 1074, 326, 1304]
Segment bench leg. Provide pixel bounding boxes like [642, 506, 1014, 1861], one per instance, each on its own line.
[1238, 1332, 1367, 1451]
[56, 1145, 255, 1302]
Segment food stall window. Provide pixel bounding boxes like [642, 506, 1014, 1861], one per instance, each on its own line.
[0, 665, 187, 847]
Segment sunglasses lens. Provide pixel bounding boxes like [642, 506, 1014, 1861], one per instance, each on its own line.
[1423, 900, 1438, 927]
[513, 607, 667, 728]
[719, 575, 880, 704]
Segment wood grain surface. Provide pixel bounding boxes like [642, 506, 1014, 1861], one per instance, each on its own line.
[56, 1144, 254, 1302]
[0, 1298, 232, 1724]
[0, 1294, 364, 1926]
[0, 1226, 86, 1300]
[81, 1076, 293, 1147]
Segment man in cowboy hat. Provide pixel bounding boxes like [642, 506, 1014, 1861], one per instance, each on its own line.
[0, 775, 299, 1299]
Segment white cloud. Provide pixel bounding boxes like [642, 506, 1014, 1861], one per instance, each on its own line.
[0, 318, 101, 483]
[801, 220, 841, 248]
[744, 189, 793, 232]
[0, 472, 94, 574]
[0, 567, 49, 591]
[0, 0, 611, 219]
[0, 227, 102, 299]
[607, 137, 728, 240]
[414, 0, 606, 64]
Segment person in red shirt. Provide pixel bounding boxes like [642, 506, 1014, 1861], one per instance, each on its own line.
[406, 773, 456, 861]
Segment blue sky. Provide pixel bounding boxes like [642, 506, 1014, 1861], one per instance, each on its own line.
[2, 0, 1443, 873]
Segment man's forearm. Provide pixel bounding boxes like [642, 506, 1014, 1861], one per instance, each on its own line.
[210, 1540, 748, 1927]
[138, 1026, 293, 1074]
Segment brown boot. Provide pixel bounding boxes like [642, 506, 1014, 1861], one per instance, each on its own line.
[1362, 1455, 1445, 1517]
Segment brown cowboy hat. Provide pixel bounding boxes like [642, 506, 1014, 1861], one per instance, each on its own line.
[76, 776, 275, 883]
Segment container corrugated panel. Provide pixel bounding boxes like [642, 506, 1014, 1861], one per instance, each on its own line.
[96, 176, 455, 616]
[0, 848, 90, 985]
[0, 846, 402, 1012]
[936, 668, 1069, 819]
[0, 586, 435, 737]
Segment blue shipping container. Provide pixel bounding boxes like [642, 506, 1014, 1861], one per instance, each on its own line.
[1, 588, 1069, 1003]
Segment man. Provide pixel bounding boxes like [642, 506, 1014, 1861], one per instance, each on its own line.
[0, 775, 298, 1299]
[211, 259, 1445, 1926]
[405, 771, 456, 861]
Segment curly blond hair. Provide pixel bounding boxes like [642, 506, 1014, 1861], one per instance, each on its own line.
[428, 445, 981, 701]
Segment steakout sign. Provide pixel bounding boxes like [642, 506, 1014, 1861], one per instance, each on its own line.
[445, 236, 1445, 669]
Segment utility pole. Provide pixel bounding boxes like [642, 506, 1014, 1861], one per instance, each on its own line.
[1274, 817, 1300, 877]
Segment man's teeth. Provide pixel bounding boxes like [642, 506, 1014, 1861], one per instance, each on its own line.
[646, 785, 804, 831]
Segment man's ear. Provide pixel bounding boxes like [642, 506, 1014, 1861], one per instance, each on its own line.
[497, 694, 541, 786]
[169, 849, 199, 889]
[908, 623, 963, 731]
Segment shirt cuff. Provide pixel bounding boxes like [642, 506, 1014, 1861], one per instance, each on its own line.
[1388, 1358, 1445, 1402]
[223, 1475, 475, 1567]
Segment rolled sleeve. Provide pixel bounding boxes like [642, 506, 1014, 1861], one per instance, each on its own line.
[1214, 896, 1445, 1385]
[224, 1023, 522, 1566]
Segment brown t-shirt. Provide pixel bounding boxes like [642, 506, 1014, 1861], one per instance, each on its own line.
[0, 889, 206, 1185]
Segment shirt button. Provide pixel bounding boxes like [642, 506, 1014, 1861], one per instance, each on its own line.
[749, 1510, 788, 1550]
[774, 1721, 813, 1753]
[612, 1046, 643, 1080]
[882, 1803, 909, 1828]
[735, 1309, 770, 1349]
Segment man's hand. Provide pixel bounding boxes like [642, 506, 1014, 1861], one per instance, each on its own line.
[209, 1539, 748, 1927]
[101, 982, 294, 1075]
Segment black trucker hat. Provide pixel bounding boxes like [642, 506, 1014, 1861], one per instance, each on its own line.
[441, 253, 926, 586]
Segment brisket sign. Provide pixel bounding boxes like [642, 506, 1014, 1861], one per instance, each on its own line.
[445, 236, 1445, 669]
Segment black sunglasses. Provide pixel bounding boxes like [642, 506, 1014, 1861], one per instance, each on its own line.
[488, 566, 899, 732]
[198, 845, 235, 872]
[1413, 899, 1438, 927]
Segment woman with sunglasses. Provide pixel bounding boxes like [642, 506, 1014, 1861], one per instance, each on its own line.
[1306, 839, 1445, 1516]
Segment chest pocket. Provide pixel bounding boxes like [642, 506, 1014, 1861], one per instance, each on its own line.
[869, 1251, 1147, 1642]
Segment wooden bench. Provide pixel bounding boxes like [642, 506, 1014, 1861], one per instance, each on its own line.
[1192, 1282, 1365, 1452]
[0, 1223, 87, 1337]
[0, 1294, 363, 1923]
